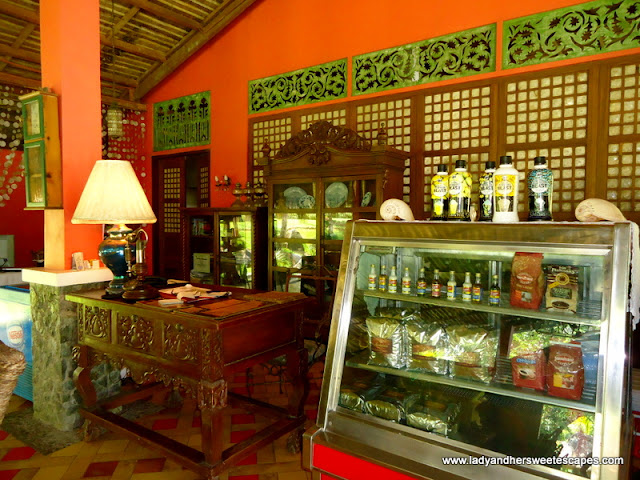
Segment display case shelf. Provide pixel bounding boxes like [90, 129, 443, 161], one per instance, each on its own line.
[345, 353, 596, 413]
[358, 290, 603, 326]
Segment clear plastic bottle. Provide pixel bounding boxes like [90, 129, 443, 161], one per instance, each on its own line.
[368, 264, 377, 290]
[479, 160, 496, 221]
[388, 266, 398, 293]
[447, 271, 457, 300]
[431, 269, 442, 298]
[378, 265, 388, 292]
[416, 267, 427, 296]
[447, 160, 472, 221]
[527, 156, 553, 221]
[402, 267, 412, 294]
[493, 155, 520, 223]
[431, 164, 449, 220]
[462, 272, 472, 302]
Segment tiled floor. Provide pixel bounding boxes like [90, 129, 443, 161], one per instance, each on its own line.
[0, 360, 324, 480]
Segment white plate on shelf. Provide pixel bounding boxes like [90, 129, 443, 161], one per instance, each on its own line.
[298, 195, 315, 209]
[325, 182, 348, 208]
[283, 186, 306, 209]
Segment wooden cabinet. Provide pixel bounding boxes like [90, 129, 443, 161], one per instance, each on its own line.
[182, 207, 268, 290]
[262, 121, 407, 292]
[19, 90, 62, 208]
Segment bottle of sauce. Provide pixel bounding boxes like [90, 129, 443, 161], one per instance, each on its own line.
[402, 267, 412, 294]
[431, 269, 442, 298]
[431, 164, 449, 220]
[368, 264, 377, 290]
[472, 273, 483, 303]
[416, 267, 427, 296]
[447, 160, 471, 221]
[493, 155, 520, 223]
[527, 156, 553, 221]
[462, 272, 472, 302]
[479, 160, 496, 221]
[388, 266, 398, 293]
[489, 274, 501, 305]
[378, 265, 388, 292]
[447, 271, 457, 300]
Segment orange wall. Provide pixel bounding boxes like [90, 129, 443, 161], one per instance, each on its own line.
[143, 0, 640, 208]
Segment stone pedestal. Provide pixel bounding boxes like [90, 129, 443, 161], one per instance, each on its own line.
[24, 268, 120, 431]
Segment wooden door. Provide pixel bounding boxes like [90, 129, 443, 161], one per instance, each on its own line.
[153, 150, 209, 280]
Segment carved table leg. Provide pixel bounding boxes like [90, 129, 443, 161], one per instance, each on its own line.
[198, 379, 227, 467]
[72, 345, 100, 441]
[285, 347, 309, 417]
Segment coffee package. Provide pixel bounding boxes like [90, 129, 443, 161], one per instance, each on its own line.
[545, 265, 579, 314]
[510, 252, 545, 310]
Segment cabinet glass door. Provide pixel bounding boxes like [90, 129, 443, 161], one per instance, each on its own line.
[218, 212, 253, 288]
[24, 141, 45, 206]
[339, 241, 607, 479]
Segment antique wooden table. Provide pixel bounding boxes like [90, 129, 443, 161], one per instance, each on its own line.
[67, 287, 309, 480]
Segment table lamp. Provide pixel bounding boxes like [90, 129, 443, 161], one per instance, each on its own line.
[71, 160, 157, 297]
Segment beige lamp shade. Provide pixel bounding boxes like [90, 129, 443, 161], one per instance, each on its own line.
[71, 160, 157, 224]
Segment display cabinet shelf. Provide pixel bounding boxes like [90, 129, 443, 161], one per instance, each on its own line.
[358, 290, 603, 326]
[345, 354, 596, 413]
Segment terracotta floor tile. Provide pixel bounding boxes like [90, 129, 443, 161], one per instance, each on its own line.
[231, 414, 255, 425]
[0, 433, 9, 442]
[97, 440, 129, 455]
[30, 465, 69, 480]
[132, 458, 165, 474]
[2, 448, 36, 462]
[0, 470, 19, 480]
[83, 461, 118, 477]
[150, 418, 178, 431]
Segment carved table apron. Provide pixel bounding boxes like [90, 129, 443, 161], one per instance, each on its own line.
[66, 288, 309, 480]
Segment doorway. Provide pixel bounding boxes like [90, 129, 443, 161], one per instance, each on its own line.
[152, 150, 210, 280]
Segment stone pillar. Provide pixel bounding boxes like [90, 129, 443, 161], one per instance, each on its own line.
[24, 269, 119, 431]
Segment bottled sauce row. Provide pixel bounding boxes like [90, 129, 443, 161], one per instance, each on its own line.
[368, 265, 501, 305]
[431, 155, 553, 222]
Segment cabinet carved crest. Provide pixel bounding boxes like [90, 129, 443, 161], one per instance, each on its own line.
[80, 306, 110, 341]
[274, 120, 371, 165]
[201, 329, 223, 380]
[163, 323, 198, 363]
[117, 314, 154, 352]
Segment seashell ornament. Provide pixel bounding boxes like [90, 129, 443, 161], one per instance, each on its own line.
[380, 198, 415, 221]
[575, 198, 626, 222]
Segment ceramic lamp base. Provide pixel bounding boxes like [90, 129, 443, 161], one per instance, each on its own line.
[98, 224, 133, 296]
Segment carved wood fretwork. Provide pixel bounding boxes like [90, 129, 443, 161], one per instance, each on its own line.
[201, 329, 224, 381]
[274, 120, 371, 165]
[83, 306, 110, 341]
[117, 314, 154, 352]
[163, 323, 198, 363]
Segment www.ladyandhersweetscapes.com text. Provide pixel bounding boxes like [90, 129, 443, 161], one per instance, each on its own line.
[442, 456, 623, 467]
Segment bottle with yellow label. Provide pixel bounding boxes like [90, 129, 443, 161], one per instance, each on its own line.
[447, 160, 471, 221]
[430, 164, 449, 220]
[493, 155, 520, 223]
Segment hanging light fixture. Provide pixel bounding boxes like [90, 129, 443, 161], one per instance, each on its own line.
[107, 0, 123, 139]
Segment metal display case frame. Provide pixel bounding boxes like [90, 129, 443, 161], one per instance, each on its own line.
[305, 220, 632, 480]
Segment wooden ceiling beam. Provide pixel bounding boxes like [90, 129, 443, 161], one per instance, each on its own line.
[113, 6, 140, 34]
[134, 0, 259, 99]
[0, 24, 36, 72]
[101, 35, 166, 62]
[118, 0, 201, 31]
[101, 71, 138, 87]
[101, 94, 146, 111]
[0, 44, 39, 64]
[0, 71, 40, 89]
[0, 3, 38, 25]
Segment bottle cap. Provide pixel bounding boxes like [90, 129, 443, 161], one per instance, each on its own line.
[485, 160, 496, 169]
[533, 156, 547, 165]
[436, 164, 448, 173]
[499, 155, 513, 165]
[455, 159, 467, 169]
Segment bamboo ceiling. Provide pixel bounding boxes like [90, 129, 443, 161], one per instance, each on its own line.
[0, 0, 258, 109]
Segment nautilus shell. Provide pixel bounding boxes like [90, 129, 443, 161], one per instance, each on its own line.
[380, 198, 415, 221]
[575, 198, 626, 222]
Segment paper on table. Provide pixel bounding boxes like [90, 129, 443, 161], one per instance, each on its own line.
[159, 284, 231, 301]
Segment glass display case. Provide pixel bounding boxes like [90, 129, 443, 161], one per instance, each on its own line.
[304, 220, 632, 480]
[181, 207, 267, 290]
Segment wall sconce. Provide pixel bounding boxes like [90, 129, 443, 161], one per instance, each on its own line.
[215, 175, 231, 191]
